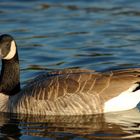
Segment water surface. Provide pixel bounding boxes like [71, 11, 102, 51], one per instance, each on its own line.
[0, 0, 140, 139]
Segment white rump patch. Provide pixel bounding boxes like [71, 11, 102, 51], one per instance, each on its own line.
[104, 83, 140, 113]
[3, 40, 16, 60]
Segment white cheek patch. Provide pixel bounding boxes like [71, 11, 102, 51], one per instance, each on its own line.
[104, 83, 140, 113]
[3, 40, 16, 60]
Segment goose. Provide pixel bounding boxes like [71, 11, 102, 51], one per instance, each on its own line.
[0, 34, 140, 115]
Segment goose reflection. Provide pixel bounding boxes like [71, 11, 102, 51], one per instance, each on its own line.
[0, 109, 140, 140]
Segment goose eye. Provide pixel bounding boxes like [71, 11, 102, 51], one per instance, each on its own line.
[4, 43, 10, 50]
[1, 42, 11, 57]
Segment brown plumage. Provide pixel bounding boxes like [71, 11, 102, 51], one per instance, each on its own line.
[9, 68, 140, 115]
[0, 34, 140, 115]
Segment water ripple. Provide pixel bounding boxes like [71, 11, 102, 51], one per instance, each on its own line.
[0, 0, 140, 139]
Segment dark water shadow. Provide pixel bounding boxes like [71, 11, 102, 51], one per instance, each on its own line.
[1, 108, 140, 140]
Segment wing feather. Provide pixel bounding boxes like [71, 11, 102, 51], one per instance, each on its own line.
[13, 68, 140, 115]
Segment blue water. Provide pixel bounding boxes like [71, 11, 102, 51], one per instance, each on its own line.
[0, 0, 140, 139]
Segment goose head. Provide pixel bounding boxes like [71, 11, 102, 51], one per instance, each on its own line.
[0, 34, 16, 60]
[0, 34, 20, 96]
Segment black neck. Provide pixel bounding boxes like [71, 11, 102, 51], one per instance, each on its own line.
[0, 51, 20, 96]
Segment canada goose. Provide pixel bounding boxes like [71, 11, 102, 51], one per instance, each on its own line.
[0, 34, 140, 115]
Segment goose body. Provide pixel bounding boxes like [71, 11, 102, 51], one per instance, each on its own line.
[0, 34, 140, 115]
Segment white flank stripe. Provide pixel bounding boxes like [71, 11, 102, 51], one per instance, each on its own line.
[104, 84, 140, 113]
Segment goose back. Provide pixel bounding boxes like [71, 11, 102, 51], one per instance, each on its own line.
[9, 68, 140, 115]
